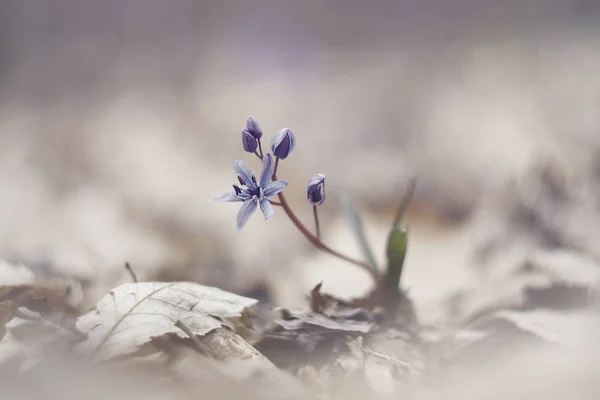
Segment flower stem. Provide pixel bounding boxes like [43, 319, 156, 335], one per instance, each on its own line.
[257, 139, 264, 159]
[248, 147, 374, 282]
[313, 205, 321, 240]
[273, 172, 380, 287]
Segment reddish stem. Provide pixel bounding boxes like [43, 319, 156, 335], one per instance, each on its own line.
[273, 171, 380, 286]
[257, 139, 264, 159]
[255, 151, 380, 288]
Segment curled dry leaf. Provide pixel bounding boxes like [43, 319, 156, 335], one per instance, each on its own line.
[256, 306, 376, 372]
[76, 282, 258, 361]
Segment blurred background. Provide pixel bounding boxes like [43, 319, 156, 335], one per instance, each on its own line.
[1, 0, 600, 324]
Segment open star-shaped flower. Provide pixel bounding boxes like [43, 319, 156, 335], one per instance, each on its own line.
[216, 153, 288, 230]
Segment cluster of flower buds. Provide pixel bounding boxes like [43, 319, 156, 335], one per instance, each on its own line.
[241, 117, 262, 153]
[241, 118, 297, 161]
[241, 116, 325, 206]
[217, 116, 326, 230]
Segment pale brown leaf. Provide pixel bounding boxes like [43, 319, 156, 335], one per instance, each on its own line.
[76, 282, 258, 360]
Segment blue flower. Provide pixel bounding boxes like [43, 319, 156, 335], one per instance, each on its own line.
[244, 116, 263, 139]
[307, 174, 326, 205]
[216, 153, 288, 230]
[241, 129, 258, 153]
[271, 128, 296, 159]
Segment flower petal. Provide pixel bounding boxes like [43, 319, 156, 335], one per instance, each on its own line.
[259, 198, 274, 219]
[215, 190, 240, 202]
[237, 189, 252, 201]
[236, 199, 257, 230]
[259, 153, 275, 188]
[263, 180, 288, 197]
[233, 160, 256, 189]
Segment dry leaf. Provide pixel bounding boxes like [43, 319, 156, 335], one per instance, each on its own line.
[276, 310, 374, 333]
[0, 284, 80, 316]
[490, 309, 600, 348]
[309, 282, 330, 314]
[448, 248, 600, 325]
[76, 281, 258, 360]
[524, 250, 600, 289]
[0, 330, 42, 374]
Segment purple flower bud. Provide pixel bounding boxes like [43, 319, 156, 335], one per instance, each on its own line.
[307, 174, 326, 205]
[271, 128, 296, 159]
[245, 116, 263, 139]
[242, 129, 258, 153]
